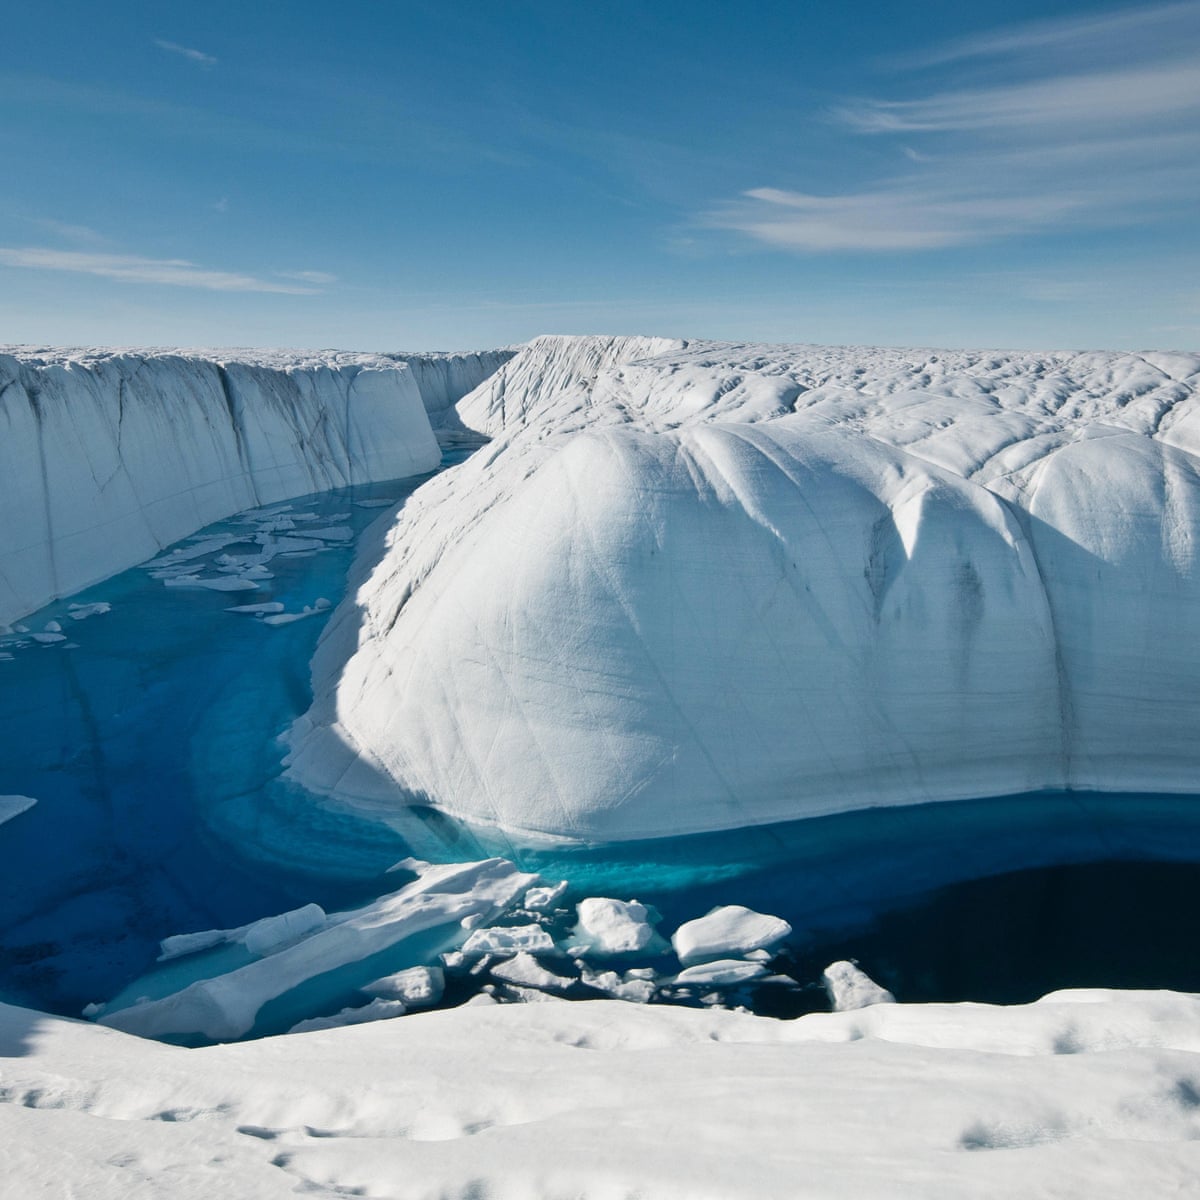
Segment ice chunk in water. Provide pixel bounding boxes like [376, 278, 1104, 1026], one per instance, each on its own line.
[822, 961, 895, 1011]
[0, 795, 37, 826]
[362, 966, 444, 1007]
[571, 898, 658, 956]
[672, 906, 791, 966]
[462, 924, 556, 957]
[674, 960, 769, 987]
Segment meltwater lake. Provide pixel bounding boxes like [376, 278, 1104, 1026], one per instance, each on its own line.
[3, 451, 1200, 1025]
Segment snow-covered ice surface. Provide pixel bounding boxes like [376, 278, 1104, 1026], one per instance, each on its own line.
[3, 989, 1200, 1198]
[0, 345, 509, 625]
[289, 336, 1200, 841]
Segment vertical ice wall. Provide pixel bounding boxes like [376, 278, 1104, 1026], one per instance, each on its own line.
[0, 348, 506, 626]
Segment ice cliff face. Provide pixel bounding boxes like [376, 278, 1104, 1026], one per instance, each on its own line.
[289, 335, 1200, 841]
[0, 347, 509, 625]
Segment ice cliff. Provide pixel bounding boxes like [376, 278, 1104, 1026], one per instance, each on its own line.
[0, 346, 510, 625]
[288, 335, 1200, 841]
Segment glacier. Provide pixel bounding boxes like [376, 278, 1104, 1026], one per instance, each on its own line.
[288, 335, 1200, 841]
[2, 335, 1200, 1198]
[0, 345, 511, 626]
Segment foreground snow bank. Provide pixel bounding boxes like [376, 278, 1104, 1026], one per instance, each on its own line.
[0, 347, 507, 625]
[289, 336, 1200, 840]
[3, 987, 1199, 1197]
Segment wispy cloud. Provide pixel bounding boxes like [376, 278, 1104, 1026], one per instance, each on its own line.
[898, 1, 1200, 68]
[0, 248, 322, 294]
[837, 56, 1200, 134]
[275, 269, 338, 285]
[712, 2, 1200, 253]
[714, 187, 1088, 252]
[154, 38, 217, 68]
[23, 217, 110, 246]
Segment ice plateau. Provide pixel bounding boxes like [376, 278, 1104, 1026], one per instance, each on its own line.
[287, 335, 1200, 841]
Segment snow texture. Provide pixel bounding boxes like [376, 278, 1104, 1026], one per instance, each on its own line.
[0, 346, 509, 625]
[4, 988, 1200, 1197]
[288, 336, 1200, 840]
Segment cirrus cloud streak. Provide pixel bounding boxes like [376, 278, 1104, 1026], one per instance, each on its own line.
[0, 247, 324, 294]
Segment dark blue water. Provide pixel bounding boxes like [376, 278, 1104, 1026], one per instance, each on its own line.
[3, 455, 1200, 1021]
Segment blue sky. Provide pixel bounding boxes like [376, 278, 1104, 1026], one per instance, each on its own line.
[1, 0, 1197, 351]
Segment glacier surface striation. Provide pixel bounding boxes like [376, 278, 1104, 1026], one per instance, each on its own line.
[0, 346, 509, 625]
[288, 336, 1200, 840]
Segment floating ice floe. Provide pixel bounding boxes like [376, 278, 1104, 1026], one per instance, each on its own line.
[524, 880, 568, 911]
[490, 952, 575, 994]
[461, 924, 556, 957]
[363, 966, 445, 1007]
[671, 905, 792, 966]
[569, 898, 660, 956]
[163, 575, 260, 592]
[67, 602, 111, 620]
[260, 599, 332, 627]
[674, 959, 770, 988]
[0, 795, 37, 827]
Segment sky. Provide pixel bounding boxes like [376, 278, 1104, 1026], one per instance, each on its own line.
[1, 0, 1197, 352]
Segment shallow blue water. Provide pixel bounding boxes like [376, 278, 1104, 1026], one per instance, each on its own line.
[3, 457, 1200, 1021]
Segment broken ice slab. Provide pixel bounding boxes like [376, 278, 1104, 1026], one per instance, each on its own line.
[461, 924, 556, 957]
[570, 898, 660, 957]
[97, 858, 540, 1044]
[142, 535, 248, 569]
[163, 575, 261, 592]
[673, 960, 770, 988]
[671, 906, 792, 967]
[66, 602, 111, 620]
[260, 600, 333, 627]
[0, 795, 37, 827]
[362, 965, 445, 1007]
[490, 953, 575, 994]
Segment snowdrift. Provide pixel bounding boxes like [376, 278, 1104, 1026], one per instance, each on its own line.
[289, 336, 1200, 840]
[4, 988, 1200, 1198]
